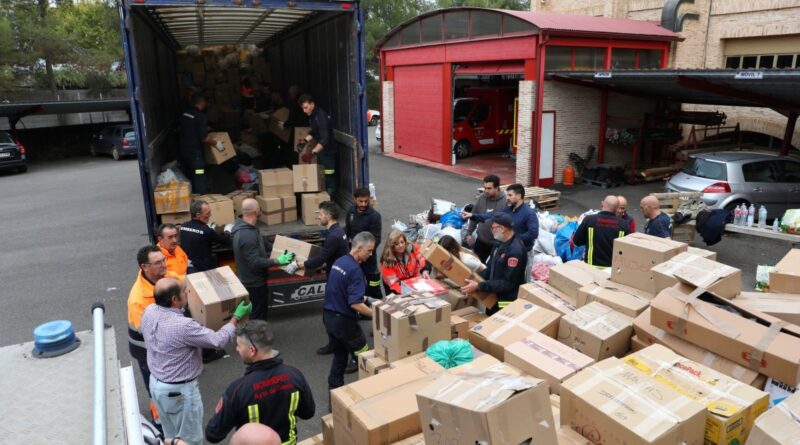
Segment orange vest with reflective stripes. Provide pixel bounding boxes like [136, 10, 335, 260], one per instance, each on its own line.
[159, 244, 189, 276]
[127, 270, 181, 334]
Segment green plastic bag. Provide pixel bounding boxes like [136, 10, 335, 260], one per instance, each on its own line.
[426, 339, 474, 369]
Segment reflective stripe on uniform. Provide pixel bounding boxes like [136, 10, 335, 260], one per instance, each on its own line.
[368, 280, 381, 287]
[282, 391, 300, 445]
[127, 337, 146, 348]
[587, 227, 595, 266]
[618, 231, 625, 238]
[354, 343, 370, 355]
[195, 169, 205, 175]
[247, 404, 260, 423]
[324, 169, 335, 175]
[498, 301, 511, 309]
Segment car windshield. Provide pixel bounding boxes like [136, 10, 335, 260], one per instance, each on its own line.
[453, 100, 475, 122]
[0, 133, 14, 144]
[682, 157, 727, 180]
[124, 130, 135, 138]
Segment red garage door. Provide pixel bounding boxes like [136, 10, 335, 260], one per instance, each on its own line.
[394, 64, 446, 163]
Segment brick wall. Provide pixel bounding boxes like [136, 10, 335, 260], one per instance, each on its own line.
[381, 81, 395, 154]
[517, 80, 535, 185]
[530, 0, 606, 16]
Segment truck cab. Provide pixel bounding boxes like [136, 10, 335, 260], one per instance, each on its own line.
[452, 87, 517, 159]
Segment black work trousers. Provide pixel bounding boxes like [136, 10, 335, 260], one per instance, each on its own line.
[245, 285, 270, 321]
[323, 310, 367, 389]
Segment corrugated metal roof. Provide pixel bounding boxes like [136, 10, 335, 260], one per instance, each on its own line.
[502, 10, 681, 41]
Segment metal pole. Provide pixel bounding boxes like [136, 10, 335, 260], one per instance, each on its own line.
[92, 303, 107, 445]
[120, 366, 145, 445]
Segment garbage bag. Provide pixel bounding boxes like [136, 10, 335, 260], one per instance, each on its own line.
[426, 339, 474, 369]
[555, 221, 585, 262]
[534, 230, 556, 256]
[438, 225, 462, 244]
[439, 209, 464, 229]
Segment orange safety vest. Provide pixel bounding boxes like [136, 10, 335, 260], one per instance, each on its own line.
[380, 244, 427, 294]
[159, 244, 189, 277]
[127, 270, 181, 347]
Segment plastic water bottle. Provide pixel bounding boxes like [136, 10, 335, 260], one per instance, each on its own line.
[747, 204, 755, 227]
[758, 205, 767, 229]
[733, 205, 742, 225]
[773, 217, 780, 232]
[739, 204, 748, 225]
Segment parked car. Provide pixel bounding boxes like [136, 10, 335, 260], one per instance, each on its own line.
[90, 125, 137, 160]
[0, 131, 27, 173]
[375, 123, 381, 141]
[367, 109, 381, 126]
[666, 151, 800, 217]
[452, 87, 517, 159]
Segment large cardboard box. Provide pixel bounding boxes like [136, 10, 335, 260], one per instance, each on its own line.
[438, 288, 474, 311]
[390, 434, 424, 445]
[632, 308, 762, 386]
[258, 168, 293, 198]
[416, 362, 558, 445]
[650, 252, 741, 299]
[373, 294, 451, 362]
[519, 282, 577, 316]
[205, 131, 237, 165]
[505, 331, 595, 395]
[357, 351, 442, 381]
[451, 306, 488, 329]
[630, 335, 648, 352]
[557, 302, 633, 361]
[576, 279, 652, 317]
[269, 235, 321, 277]
[321, 414, 334, 445]
[650, 285, 800, 385]
[623, 344, 769, 445]
[297, 434, 323, 445]
[419, 239, 497, 308]
[550, 396, 593, 445]
[735, 292, 800, 325]
[225, 190, 257, 217]
[769, 248, 800, 293]
[186, 266, 249, 330]
[293, 164, 326, 193]
[468, 299, 561, 360]
[610, 233, 688, 292]
[450, 314, 468, 339]
[195, 194, 235, 226]
[548, 261, 610, 301]
[256, 195, 297, 225]
[561, 357, 707, 445]
[269, 107, 291, 142]
[300, 191, 330, 225]
[746, 390, 800, 445]
[160, 212, 190, 226]
[154, 181, 190, 214]
[687, 246, 717, 260]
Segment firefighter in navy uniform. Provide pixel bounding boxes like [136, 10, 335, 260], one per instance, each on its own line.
[299, 94, 337, 196]
[572, 195, 631, 268]
[180, 199, 231, 274]
[179, 94, 218, 195]
[297, 201, 349, 276]
[460, 213, 526, 316]
[344, 187, 383, 302]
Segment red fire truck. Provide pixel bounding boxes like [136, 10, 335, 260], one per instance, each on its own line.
[452, 87, 518, 159]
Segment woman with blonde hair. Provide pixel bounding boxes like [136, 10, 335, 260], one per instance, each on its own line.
[380, 230, 430, 294]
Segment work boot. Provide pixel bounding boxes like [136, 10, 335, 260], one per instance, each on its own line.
[317, 344, 333, 355]
[344, 357, 358, 374]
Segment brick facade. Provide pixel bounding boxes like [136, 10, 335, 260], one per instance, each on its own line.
[516, 80, 535, 185]
[381, 81, 395, 154]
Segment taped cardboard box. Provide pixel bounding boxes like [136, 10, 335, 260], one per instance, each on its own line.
[256, 195, 297, 225]
[769, 248, 800, 293]
[557, 302, 633, 361]
[357, 351, 440, 381]
[195, 194, 235, 226]
[269, 107, 291, 142]
[258, 168, 293, 198]
[225, 190, 257, 217]
[468, 299, 561, 360]
[269, 235, 321, 277]
[519, 282, 577, 316]
[186, 266, 249, 330]
[417, 362, 558, 445]
[576, 279, 652, 317]
[687, 246, 717, 260]
[297, 434, 323, 445]
[373, 294, 451, 362]
[548, 261, 610, 302]
[505, 331, 595, 395]
[649, 285, 800, 386]
[160, 212, 190, 226]
[451, 314, 469, 339]
[623, 344, 769, 445]
[390, 433, 425, 445]
[610, 232, 688, 292]
[739, 388, 800, 445]
[632, 308, 763, 386]
[763, 377, 797, 408]
[321, 414, 334, 445]
[561, 357, 706, 445]
[440, 288, 475, 311]
[451, 306, 488, 329]
[650, 252, 741, 299]
[735, 292, 800, 326]
[206, 131, 237, 165]
[630, 335, 647, 352]
[293, 164, 325, 193]
[300, 191, 330, 225]
[154, 181, 190, 214]
[550, 396, 592, 445]
[419, 239, 497, 308]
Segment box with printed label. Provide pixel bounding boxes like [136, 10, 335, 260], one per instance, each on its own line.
[373, 294, 451, 362]
[293, 164, 325, 193]
[769, 248, 800, 293]
[269, 235, 321, 277]
[735, 292, 800, 326]
[576, 279, 652, 317]
[468, 299, 561, 360]
[650, 252, 741, 299]
[186, 266, 249, 330]
[623, 344, 769, 445]
[258, 168, 293, 198]
[255, 195, 296, 225]
[205, 131, 237, 165]
[548, 261, 610, 302]
[505, 331, 594, 395]
[300, 191, 330, 225]
[557, 302, 633, 361]
[195, 194, 235, 226]
[560, 357, 706, 445]
[519, 282, 577, 316]
[419, 239, 496, 308]
[610, 232, 688, 292]
[747, 390, 800, 445]
[154, 181, 190, 214]
[225, 190, 257, 217]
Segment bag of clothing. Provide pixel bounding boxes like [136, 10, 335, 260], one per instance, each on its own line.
[439, 209, 464, 229]
[555, 221, 585, 262]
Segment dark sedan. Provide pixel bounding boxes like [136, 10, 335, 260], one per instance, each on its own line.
[90, 125, 137, 160]
[0, 131, 27, 173]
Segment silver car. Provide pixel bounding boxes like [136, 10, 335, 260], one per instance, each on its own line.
[666, 151, 800, 216]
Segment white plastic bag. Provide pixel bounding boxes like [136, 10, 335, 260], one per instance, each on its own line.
[391, 220, 408, 232]
[423, 223, 442, 241]
[534, 230, 556, 256]
[438, 225, 462, 244]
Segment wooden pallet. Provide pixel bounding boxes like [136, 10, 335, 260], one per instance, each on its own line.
[476, 185, 561, 209]
[582, 178, 624, 189]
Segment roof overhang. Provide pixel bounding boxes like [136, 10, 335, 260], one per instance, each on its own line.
[0, 99, 130, 119]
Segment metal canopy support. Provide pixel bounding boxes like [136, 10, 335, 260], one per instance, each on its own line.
[782, 111, 798, 155]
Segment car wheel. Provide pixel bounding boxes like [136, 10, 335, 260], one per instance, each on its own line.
[112, 147, 121, 161]
[454, 140, 471, 159]
[90, 144, 97, 157]
[369, 116, 379, 127]
[17, 165, 27, 173]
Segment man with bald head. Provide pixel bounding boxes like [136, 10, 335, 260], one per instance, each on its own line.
[230, 423, 281, 445]
[572, 195, 631, 268]
[231, 198, 294, 322]
[641, 195, 672, 238]
[616, 195, 636, 233]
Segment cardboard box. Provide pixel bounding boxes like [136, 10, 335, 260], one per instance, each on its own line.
[269, 235, 320, 277]
[451, 314, 468, 339]
[735, 292, 800, 326]
[195, 194, 235, 226]
[160, 212, 190, 226]
[297, 434, 323, 445]
[650, 285, 800, 385]
[519, 282, 577, 316]
[438, 288, 474, 311]
[550, 396, 592, 445]
[373, 294, 451, 362]
[576, 279, 652, 317]
[561, 357, 706, 445]
[300, 191, 330, 225]
[468, 299, 561, 360]
[687, 246, 717, 260]
[417, 362, 558, 445]
[186, 266, 249, 330]
[225, 190, 257, 217]
[505, 331, 595, 395]
[321, 414, 334, 445]
[419, 239, 497, 308]
[630, 335, 647, 352]
[294, 126, 312, 150]
[623, 344, 769, 445]
[390, 434, 424, 445]
[154, 181, 190, 214]
[650, 252, 741, 299]
[256, 195, 297, 225]
[610, 233, 688, 292]
[269, 107, 291, 142]
[632, 308, 762, 386]
[357, 351, 441, 381]
[205, 132, 237, 165]
[769, 248, 800, 293]
[258, 168, 293, 198]
[763, 377, 797, 408]
[557, 302, 633, 361]
[451, 306, 487, 329]
[548, 261, 610, 302]
[293, 164, 326, 193]
[747, 390, 800, 445]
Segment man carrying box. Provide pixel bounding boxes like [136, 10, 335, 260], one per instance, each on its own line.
[297, 201, 348, 275]
[299, 94, 337, 196]
[179, 94, 219, 195]
[572, 195, 631, 268]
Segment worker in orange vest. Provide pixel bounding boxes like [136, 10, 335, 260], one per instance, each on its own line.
[157, 223, 189, 276]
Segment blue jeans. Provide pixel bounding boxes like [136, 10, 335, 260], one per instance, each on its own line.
[150, 377, 204, 445]
[323, 310, 367, 389]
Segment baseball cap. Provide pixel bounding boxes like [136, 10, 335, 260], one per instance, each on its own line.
[491, 213, 513, 229]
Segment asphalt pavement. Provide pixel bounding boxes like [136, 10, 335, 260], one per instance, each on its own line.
[0, 126, 792, 443]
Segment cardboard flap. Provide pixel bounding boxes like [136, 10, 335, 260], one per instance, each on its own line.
[421, 366, 541, 412]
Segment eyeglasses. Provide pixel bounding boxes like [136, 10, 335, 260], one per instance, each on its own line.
[147, 259, 166, 266]
[241, 325, 257, 350]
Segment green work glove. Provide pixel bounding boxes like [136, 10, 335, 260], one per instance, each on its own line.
[233, 300, 253, 320]
[277, 251, 295, 265]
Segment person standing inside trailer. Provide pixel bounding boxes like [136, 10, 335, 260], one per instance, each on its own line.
[299, 94, 337, 196]
[179, 94, 217, 195]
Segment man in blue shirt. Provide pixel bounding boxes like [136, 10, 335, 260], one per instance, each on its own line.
[322, 231, 374, 391]
[641, 195, 673, 238]
[462, 183, 538, 252]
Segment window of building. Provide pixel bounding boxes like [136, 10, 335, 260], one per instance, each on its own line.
[400, 20, 420, 45]
[741, 56, 758, 69]
[574, 47, 605, 70]
[725, 56, 740, 69]
[726, 53, 799, 69]
[503, 15, 535, 34]
[545, 46, 572, 70]
[758, 55, 775, 68]
[421, 16, 442, 43]
[470, 11, 501, 38]
[777, 54, 796, 68]
[611, 48, 636, 69]
[639, 49, 662, 69]
[445, 11, 469, 40]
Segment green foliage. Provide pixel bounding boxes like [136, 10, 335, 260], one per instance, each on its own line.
[34, 68, 86, 89]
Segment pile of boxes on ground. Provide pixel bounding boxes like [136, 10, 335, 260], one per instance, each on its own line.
[297, 232, 800, 445]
